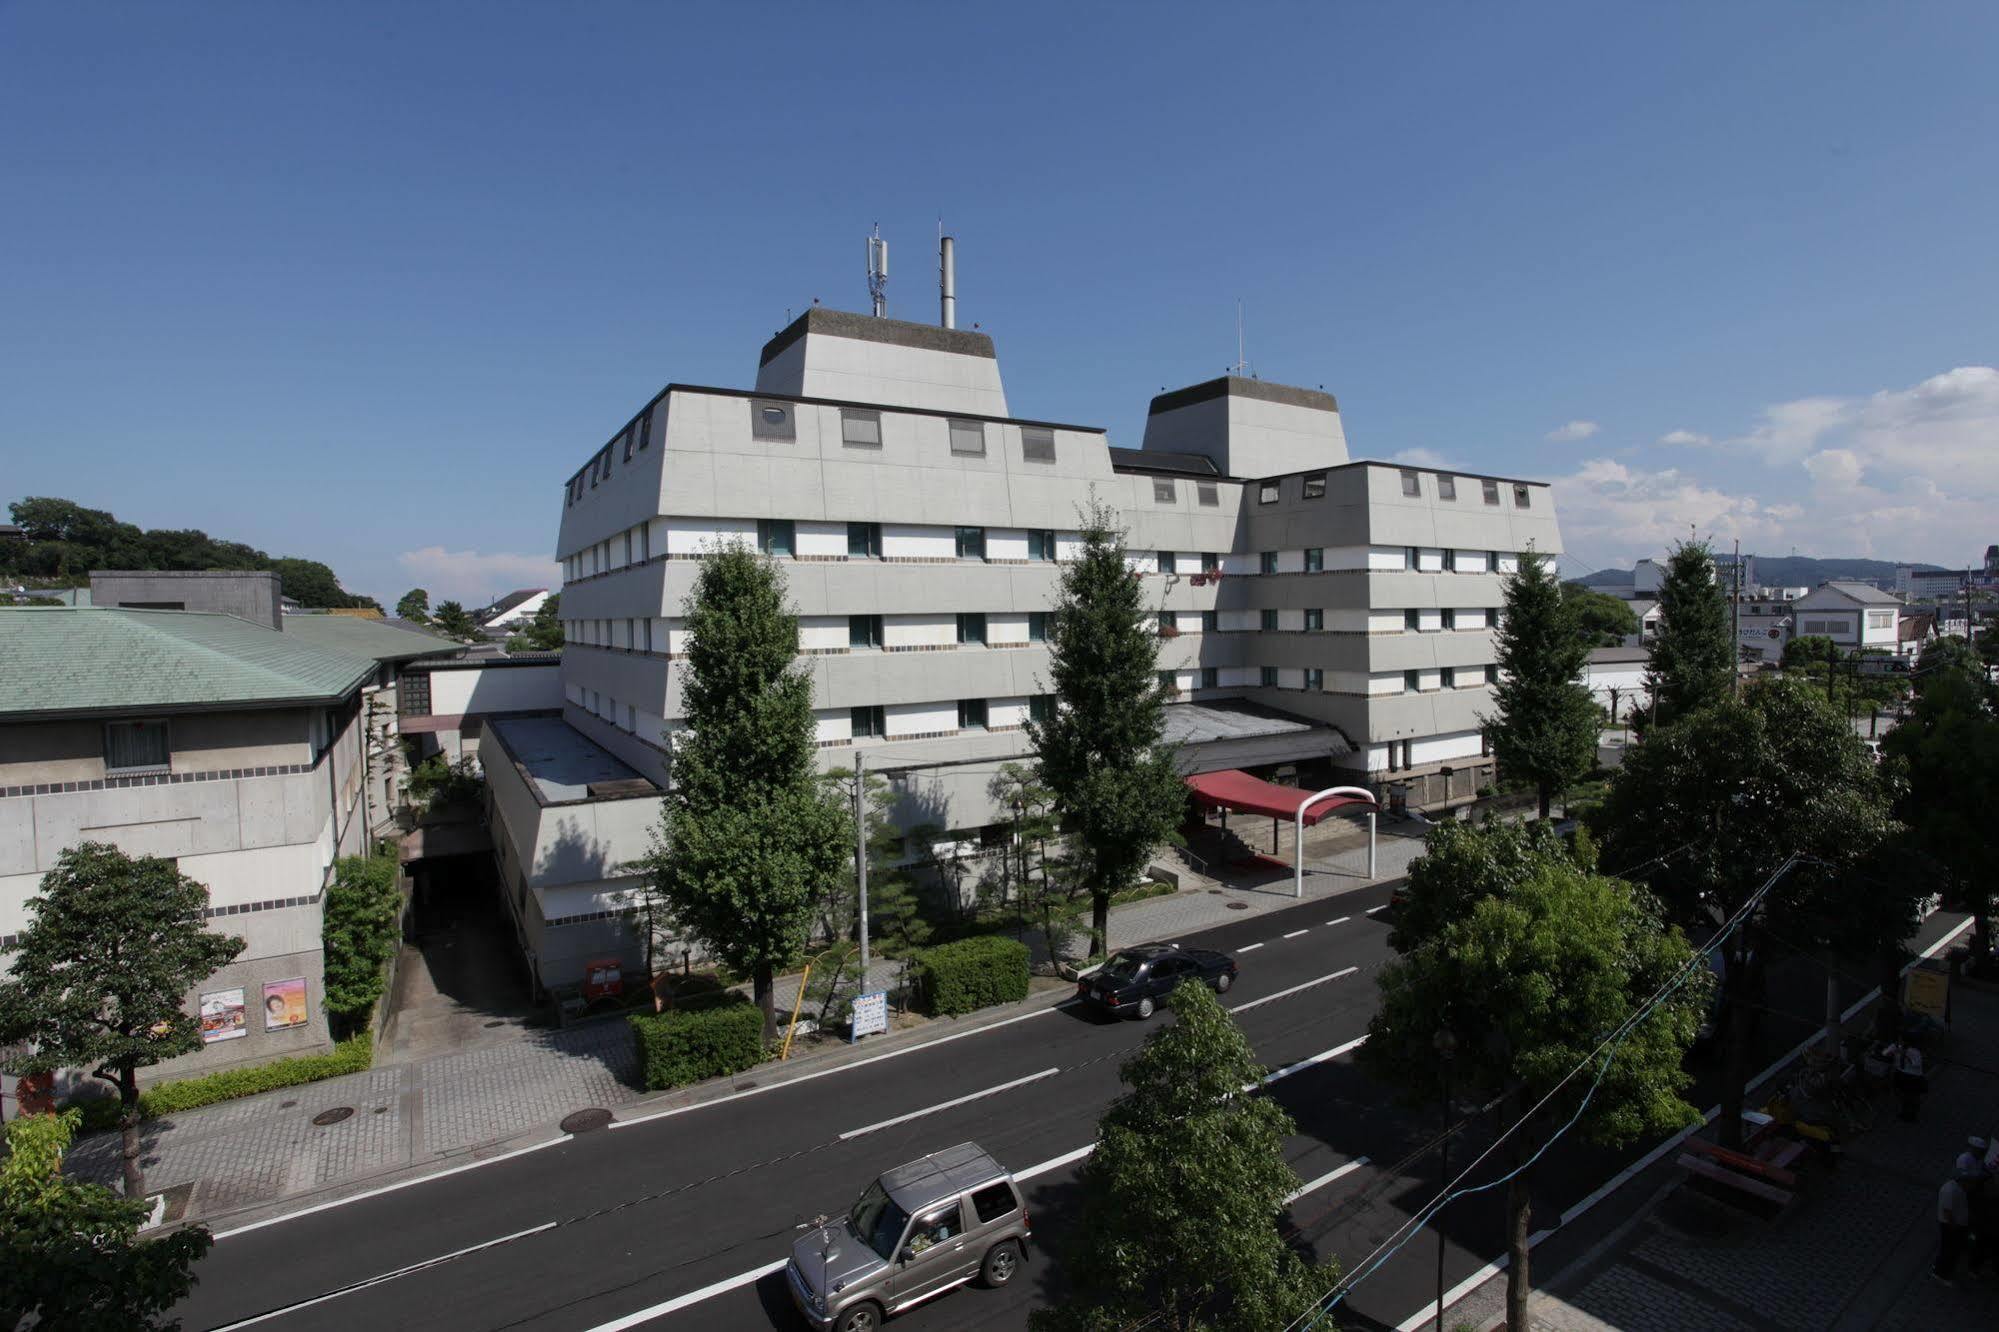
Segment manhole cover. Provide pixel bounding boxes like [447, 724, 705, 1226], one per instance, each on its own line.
[1227, 901, 1250, 911]
[279, 1100, 298, 1109]
[484, 1019, 507, 1028]
[561, 1108, 614, 1134]
[312, 1107, 354, 1126]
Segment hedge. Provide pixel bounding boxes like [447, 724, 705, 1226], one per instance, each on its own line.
[68, 1035, 375, 1131]
[323, 854, 403, 1035]
[629, 995, 766, 1090]
[911, 935, 1031, 1017]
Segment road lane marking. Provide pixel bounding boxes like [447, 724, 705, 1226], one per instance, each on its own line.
[1016, 1142, 1098, 1182]
[1230, 967, 1358, 1015]
[838, 1068, 1061, 1141]
[1365, 905, 1388, 914]
[208, 1221, 559, 1329]
[1283, 929, 1310, 939]
[1238, 942, 1265, 952]
[1325, 916, 1351, 926]
[1287, 1156, 1370, 1204]
[582, 1259, 790, 1331]
[1261, 1035, 1368, 1087]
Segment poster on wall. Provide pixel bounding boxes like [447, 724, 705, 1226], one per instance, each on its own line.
[199, 988, 247, 1043]
[263, 978, 309, 1031]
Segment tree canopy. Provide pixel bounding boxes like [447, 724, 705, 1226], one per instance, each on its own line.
[1644, 541, 1734, 726]
[1028, 501, 1185, 956]
[1035, 982, 1335, 1332]
[504, 593, 565, 652]
[430, 600, 479, 641]
[1562, 583, 1641, 646]
[0, 843, 244, 1197]
[395, 588, 431, 622]
[1883, 656, 1999, 960]
[1486, 548, 1600, 817]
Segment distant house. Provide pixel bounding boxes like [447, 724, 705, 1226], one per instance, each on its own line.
[478, 589, 549, 629]
[1585, 646, 1651, 723]
[1899, 611, 1939, 657]
[1792, 581, 1904, 656]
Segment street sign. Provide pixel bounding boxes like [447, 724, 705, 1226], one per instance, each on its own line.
[851, 990, 889, 1042]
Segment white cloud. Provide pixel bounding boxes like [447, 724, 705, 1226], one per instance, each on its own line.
[396, 546, 560, 605]
[1390, 447, 1455, 468]
[1657, 429, 1710, 446]
[1545, 419, 1600, 443]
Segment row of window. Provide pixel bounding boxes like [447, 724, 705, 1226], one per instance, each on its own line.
[1395, 471, 1532, 508]
[567, 410, 656, 505]
[753, 400, 1060, 464]
[1177, 665, 1497, 694]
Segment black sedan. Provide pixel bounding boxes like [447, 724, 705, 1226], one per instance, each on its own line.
[1076, 943, 1238, 1020]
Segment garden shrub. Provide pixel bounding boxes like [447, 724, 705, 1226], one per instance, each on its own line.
[323, 855, 402, 1034]
[629, 994, 766, 1090]
[66, 1036, 374, 1129]
[911, 935, 1030, 1017]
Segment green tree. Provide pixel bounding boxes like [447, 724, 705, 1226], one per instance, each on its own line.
[269, 557, 376, 610]
[1883, 661, 1999, 963]
[1029, 501, 1185, 955]
[818, 765, 929, 954]
[504, 593, 565, 652]
[638, 545, 852, 1041]
[430, 600, 479, 641]
[1486, 548, 1600, 818]
[321, 855, 403, 1036]
[1644, 541, 1734, 726]
[1, 1110, 212, 1330]
[395, 588, 431, 622]
[1598, 677, 1909, 1144]
[1562, 583, 1641, 646]
[1362, 831, 1705, 1331]
[1387, 818, 1580, 954]
[988, 761, 1083, 963]
[0, 843, 244, 1198]
[1034, 982, 1336, 1332]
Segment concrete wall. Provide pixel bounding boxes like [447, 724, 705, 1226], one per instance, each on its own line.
[90, 570, 283, 629]
[423, 663, 565, 716]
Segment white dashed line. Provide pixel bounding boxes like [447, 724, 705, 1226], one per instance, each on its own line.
[1286, 1156, 1370, 1204]
[1365, 905, 1389, 914]
[1283, 928, 1310, 939]
[1238, 942, 1265, 952]
[1230, 967, 1358, 1014]
[838, 1068, 1061, 1140]
[1325, 916, 1351, 926]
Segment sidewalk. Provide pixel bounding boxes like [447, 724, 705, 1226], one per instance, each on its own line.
[66, 826, 1419, 1228]
[1440, 958, 1999, 1331]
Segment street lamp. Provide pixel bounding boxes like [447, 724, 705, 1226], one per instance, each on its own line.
[1433, 1027, 1459, 1332]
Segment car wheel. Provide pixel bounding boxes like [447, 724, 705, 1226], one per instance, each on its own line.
[1137, 995, 1155, 1019]
[1215, 971, 1233, 993]
[981, 1239, 1021, 1287]
[835, 1301, 883, 1332]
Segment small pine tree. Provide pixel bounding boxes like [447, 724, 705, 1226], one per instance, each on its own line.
[395, 588, 431, 623]
[430, 600, 479, 641]
[505, 593, 565, 653]
[1484, 547, 1599, 818]
[1644, 541, 1734, 726]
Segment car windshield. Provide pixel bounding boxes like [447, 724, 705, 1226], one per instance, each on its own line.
[849, 1180, 911, 1261]
[1100, 952, 1148, 981]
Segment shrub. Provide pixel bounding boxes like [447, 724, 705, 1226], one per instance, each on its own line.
[629, 995, 766, 1090]
[64, 1036, 374, 1129]
[911, 935, 1030, 1017]
[323, 855, 402, 1034]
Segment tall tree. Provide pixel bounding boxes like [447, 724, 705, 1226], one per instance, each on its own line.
[1029, 501, 1184, 956]
[1562, 583, 1641, 646]
[1362, 831, 1706, 1331]
[1485, 548, 1599, 818]
[0, 843, 244, 1198]
[1645, 541, 1734, 726]
[504, 593, 565, 652]
[1883, 659, 1999, 964]
[395, 588, 431, 622]
[1033, 982, 1335, 1332]
[638, 545, 852, 1041]
[1, 1110, 213, 1330]
[430, 600, 479, 641]
[1599, 677, 1908, 1145]
[988, 761, 1081, 962]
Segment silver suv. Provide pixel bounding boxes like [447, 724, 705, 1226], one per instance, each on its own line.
[786, 1142, 1030, 1331]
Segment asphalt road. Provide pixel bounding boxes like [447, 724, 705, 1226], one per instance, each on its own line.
[177, 881, 1967, 1332]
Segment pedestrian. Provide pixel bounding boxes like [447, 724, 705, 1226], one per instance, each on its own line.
[1964, 1151, 1999, 1277]
[1896, 1040, 1928, 1123]
[1937, 1169, 1973, 1284]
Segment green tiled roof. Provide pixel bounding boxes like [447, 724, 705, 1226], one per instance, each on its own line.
[0, 608, 377, 717]
[279, 614, 463, 663]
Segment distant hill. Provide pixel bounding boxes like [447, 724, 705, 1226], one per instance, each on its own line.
[1575, 556, 1949, 590]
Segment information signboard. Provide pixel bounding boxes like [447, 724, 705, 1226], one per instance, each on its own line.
[850, 990, 889, 1042]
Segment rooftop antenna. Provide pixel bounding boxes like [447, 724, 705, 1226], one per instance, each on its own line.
[866, 225, 888, 319]
[1231, 299, 1251, 378]
[939, 230, 957, 330]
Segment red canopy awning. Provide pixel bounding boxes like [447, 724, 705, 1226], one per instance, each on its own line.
[1185, 770, 1376, 825]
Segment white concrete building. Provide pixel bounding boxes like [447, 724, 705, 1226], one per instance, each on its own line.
[1792, 581, 1904, 655]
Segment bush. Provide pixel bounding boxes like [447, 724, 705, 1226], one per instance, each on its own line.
[629, 995, 766, 1090]
[64, 1036, 374, 1130]
[323, 855, 402, 1034]
[911, 935, 1031, 1017]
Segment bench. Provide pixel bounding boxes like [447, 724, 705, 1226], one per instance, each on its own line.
[1677, 1152, 1795, 1213]
[1682, 1135, 1800, 1189]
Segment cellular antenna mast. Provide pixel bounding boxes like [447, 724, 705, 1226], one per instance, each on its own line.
[866, 225, 888, 319]
[1232, 298, 1251, 377]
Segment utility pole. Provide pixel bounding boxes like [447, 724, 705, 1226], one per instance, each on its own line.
[855, 749, 870, 976]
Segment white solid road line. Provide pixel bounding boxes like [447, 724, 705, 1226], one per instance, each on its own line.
[1286, 1156, 1370, 1205]
[209, 1221, 559, 1330]
[1230, 967, 1359, 1015]
[838, 1068, 1061, 1141]
[1325, 915, 1351, 927]
[583, 1034, 1380, 1331]
[1238, 942, 1265, 952]
[1283, 928, 1310, 939]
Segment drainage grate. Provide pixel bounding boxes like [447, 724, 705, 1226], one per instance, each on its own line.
[312, 1107, 355, 1126]
[560, 1108, 613, 1134]
[1226, 901, 1250, 911]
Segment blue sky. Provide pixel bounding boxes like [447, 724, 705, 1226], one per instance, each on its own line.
[5, 3, 1996, 604]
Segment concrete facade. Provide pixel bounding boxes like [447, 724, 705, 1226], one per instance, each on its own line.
[90, 569, 284, 629]
[1793, 582, 1903, 654]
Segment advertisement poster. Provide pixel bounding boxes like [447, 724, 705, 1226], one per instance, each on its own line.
[199, 988, 247, 1043]
[263, 978, 309, 1031]
[850, 991, 889, 1042]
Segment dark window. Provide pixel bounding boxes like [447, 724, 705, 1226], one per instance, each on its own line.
[1304, 608, 1323, 631]
[958, 698, 988, 730]
[1028, 611, 1048, 642]
[104, 719, 169, 773]
[1158, 551, 1176, 574]
[1158, 670, 1177, 693]
[956, 526, 986, 560]
[1260, 609, 1279, 632]
[1441, 667, 1457, 688]
[1153, 477, 1176, 503]
[1201, 552, 1220, 573]
[757, 519, 794, 556]
[1029, 694, 1053, 723]
[840, 408, 882, 448]
[1159, 611, 1176, 634]
[1021, 426, 1056, 463]
[1200, 666, 1218, 690]
[636, 410, 652, 450]
[1407, 546, 1421, 569]
[979, 823, 1011, 849]
[1400, 470, 1422, 497]
[1200, 610, 1217, 633]
[1441, 609, 1456, 630]
[1482, 479, 1501, 505]
[622, 428, 633, 461]
[1260, 666, 1278, 688]
[957, 612, 987, 645]
[949, 419, 986, 456]
[1438, 474, 1457, 501]
[1198, 481, 1220, 506]
[1259, 551, 1278, 575]
[1513, 484, 1531, 509]
[1258, 481, 1279, 504]
[851, 705, 885, 738]
[1404, 669, 1420, 693]
[1304, 547, 1323, 573]
[847, 521, 881, 557]
[849, 615, 883, 648]
[1305, 668, 1324, 691]
[751, 400, 795, 441]
[1027, 529, 1056, 561]
[1405, 609, 1421, 632]
[1486, 664, 1499, 685]
[1303, 473, 1327, 499]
